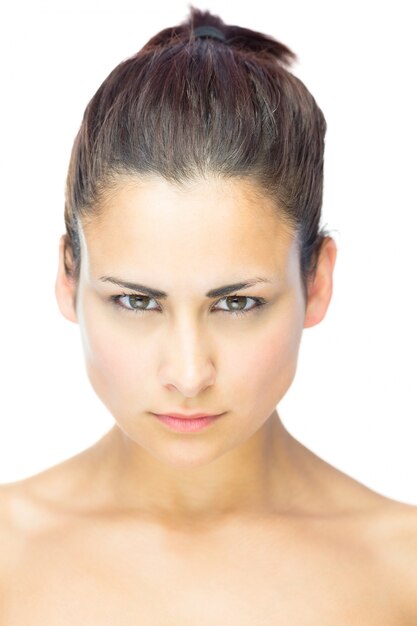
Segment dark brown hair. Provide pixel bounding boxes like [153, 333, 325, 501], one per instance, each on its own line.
[63, 7, 331, 302]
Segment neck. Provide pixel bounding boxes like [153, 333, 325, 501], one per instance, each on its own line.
[88, 411, 310, 525]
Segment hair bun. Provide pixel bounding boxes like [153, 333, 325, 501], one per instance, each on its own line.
[143, 6, 297, 69]
[189, 7, 296, 67]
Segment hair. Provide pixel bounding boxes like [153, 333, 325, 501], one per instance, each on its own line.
[63, 6, 331, 303]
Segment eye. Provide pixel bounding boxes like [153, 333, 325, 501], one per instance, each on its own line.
[110, 293, 266, 317]
[110, 293, 158, 314]
[214, 295, 266, 317]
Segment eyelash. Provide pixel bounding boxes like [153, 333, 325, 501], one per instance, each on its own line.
[109, 292, 267, 318]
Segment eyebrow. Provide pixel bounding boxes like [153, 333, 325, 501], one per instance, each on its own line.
[99, 275, 273, 299]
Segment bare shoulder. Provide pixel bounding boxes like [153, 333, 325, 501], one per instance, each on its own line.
[0, 480, 40, 559]
[0, 481, 27, 596]
[0, 482, 22, 555]
[0, 471, 70, 591]
[366, 498, 417, 622]
[306, 444, 417, 622]
[371, 498, 417, 565]
[0, 458, 87, 575]
[337, 461, 417, 620]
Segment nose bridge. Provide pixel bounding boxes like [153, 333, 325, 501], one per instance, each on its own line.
[159, 311, 215, 395]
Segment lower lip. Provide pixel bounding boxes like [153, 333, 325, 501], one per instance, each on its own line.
[154, 414, 223, 432]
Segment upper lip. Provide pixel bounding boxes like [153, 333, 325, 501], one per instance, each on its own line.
[153, 411, 223, 420]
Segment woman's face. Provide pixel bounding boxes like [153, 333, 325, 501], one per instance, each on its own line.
[57, 175, 331, 467]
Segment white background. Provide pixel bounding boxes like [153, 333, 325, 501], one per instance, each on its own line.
[0, 0, 416, 503]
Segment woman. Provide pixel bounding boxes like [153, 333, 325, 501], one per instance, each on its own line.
[1, 6, 416, 623]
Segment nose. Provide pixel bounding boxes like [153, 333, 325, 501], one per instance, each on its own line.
[158, 316, 216, 397]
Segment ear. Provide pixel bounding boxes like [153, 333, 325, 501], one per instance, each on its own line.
[303, 237, 337, 329]
[55, 234, 78, 324]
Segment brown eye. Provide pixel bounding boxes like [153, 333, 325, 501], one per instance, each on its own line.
[112, 294, 159, 314]
[127, 295, 151, 310]
[214, 295, 264, 316]
[225, 296, 249, 311]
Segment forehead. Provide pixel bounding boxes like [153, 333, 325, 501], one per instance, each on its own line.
[80, 175, 298, 278]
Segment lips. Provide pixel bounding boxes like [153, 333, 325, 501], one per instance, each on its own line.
[153, 412, 223, 420]
[154, 413, 223, 433]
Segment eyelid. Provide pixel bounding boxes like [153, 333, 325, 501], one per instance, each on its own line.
[110, 292, 266, 315]
[214, 294, 263, 312]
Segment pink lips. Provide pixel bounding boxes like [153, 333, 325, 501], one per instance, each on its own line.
[156, 412, 221, 419]
[153, 413, 224, 432]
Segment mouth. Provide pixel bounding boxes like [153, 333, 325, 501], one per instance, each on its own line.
[152, 413, 225, 433]
[153, 412, 223, 420]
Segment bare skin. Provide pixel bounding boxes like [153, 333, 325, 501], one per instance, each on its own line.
[1, 175, 416, 624]
[1, 423, 416, 625]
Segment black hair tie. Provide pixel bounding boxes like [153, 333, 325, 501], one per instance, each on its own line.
[194, 25, 226, 42]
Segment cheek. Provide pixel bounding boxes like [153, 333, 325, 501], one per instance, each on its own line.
[78, 294, 153, 417]
[225, 300, 304, 417]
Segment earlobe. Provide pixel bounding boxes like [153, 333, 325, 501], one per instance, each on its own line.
[303, 237, 337, 329]
[55, 235, 78, 324]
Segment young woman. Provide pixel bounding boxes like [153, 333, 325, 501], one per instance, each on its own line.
[1, 6, 416, 624]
